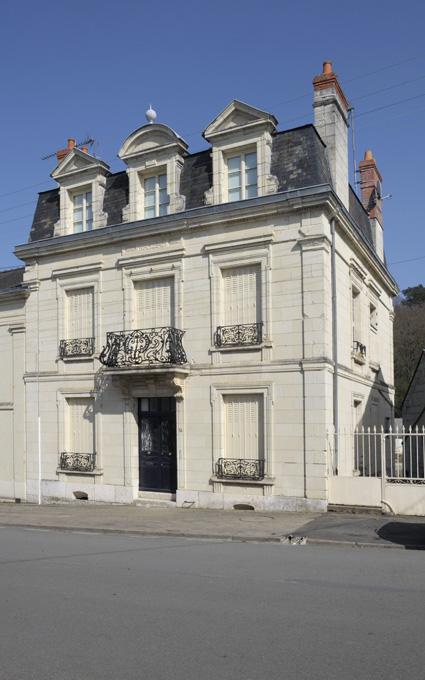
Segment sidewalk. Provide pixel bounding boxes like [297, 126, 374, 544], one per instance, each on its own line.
[1, 502, 425, 549]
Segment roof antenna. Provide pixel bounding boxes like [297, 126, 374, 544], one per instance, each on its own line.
[145, 104, 157, 124]
[41, 137, 95, 160]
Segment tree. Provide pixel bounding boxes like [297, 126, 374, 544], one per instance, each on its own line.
[393, 302, 425, 415]
[401, 284, 425, 306]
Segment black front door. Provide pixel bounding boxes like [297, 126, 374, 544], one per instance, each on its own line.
[138, 397, 177, 492]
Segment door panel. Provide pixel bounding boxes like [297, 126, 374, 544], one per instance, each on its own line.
[138, 398, 177, 492]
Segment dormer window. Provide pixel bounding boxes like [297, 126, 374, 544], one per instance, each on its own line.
[118, 123, 188, 223]
[144, 173, 169, 218]
[228, 151, 257, 202]
[73, 190, 93, 233]
[203, 100, 278, 206]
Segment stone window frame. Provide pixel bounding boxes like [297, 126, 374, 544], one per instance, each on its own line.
[56, 388, 102, 477]
[53, 263, 102, 362]
[210, 382, 274, 488]
[205, 234, 273, 360]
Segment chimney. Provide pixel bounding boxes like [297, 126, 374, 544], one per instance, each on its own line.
[313, 61, 349, 209]
[359, 150, 384, 261]
[81, 146, 88, 154]
[56, 138, 75, 164]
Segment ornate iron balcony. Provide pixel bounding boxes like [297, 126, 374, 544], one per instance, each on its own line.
[99, 327, 187, 367]
[215, 322, 263, 348]
[59, 337, 94, 358]
[60, 452, 96, 472]
[216, 458, 265, 481]
[353, 340, 366, 357]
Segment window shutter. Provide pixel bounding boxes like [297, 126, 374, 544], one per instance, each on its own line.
[67, 288, 94, 339]
[223, 265, 260, 325]
[68, 398, 94, 453]
[224, 394, 263, 460]
[137, 277, 174, 328]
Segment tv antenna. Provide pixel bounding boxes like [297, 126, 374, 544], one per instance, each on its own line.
[41, 137, 95, 161]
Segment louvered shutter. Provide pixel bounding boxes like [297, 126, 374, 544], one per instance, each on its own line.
[68, 398, 94, 453]
[224, 394, 264, 460]
[67, 288, 94, 339]
[223, 265, 260, 325]
[137, 278, 174, 328]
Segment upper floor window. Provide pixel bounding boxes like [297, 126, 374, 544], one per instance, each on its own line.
[144, 173, 169, 218]
[227, 152, 257, 202]
[73, 191, 93, 233]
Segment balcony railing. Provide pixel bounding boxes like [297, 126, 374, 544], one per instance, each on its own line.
[216, 458, 265, 481]
[99, 327, 187, 367]
[59, 337, 94, 358]
[353, 340, 367, 357]
[215, 322, 263, 348]
[60, 452, 96, 472]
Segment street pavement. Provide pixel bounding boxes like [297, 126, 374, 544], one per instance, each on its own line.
[1, 501, 425, 549]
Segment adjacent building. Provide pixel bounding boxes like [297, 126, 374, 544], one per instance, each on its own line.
[0, 61, 398, 510]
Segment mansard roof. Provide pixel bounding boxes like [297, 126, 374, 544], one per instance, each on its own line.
[0, 267, 25, 291]
[27, 124, 373, 249]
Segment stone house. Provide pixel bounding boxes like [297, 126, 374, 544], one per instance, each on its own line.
[0, 61, 398, 510]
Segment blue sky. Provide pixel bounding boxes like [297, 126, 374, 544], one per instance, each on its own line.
[1, 0, 424, 293]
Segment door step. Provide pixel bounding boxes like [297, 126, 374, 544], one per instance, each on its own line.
[135, 492, 176, 508]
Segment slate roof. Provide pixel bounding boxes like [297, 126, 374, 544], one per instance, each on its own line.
[0, 267, 25, 291]
[27, 124, 374, 257]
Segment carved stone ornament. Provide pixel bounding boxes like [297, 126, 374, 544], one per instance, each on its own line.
[204, 187, 214, 206]
[265, 174, 279, 194]
[122, 204, 131, 222]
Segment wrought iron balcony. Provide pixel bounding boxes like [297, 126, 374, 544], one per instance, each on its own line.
[215, 322, 263, 348]
[99, 327, 187, 367]
[59, 337, 94, 358]
[216, 458, 265, 481]
[60, 452, 96, 472]
[353, 340, 366, 357]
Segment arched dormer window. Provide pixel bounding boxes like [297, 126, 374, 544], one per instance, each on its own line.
[118, 123, 188, 223]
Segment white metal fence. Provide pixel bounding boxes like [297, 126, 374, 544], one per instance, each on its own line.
[328, 426, 425, 483]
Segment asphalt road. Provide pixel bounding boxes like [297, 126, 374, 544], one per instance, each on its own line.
[0, 527, 424, 680]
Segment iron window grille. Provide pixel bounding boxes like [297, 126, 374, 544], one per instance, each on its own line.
[59, 337, 95, 358]
[353, 340, 366, 357]
[216, 458, 265, 481]
[60, 452, 96, 472]
[215, 322, 263, 348]
[99, 327, 187, 367]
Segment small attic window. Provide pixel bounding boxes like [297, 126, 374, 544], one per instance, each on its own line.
[72, 190, 93, 233]
[227, 151, 257, 202]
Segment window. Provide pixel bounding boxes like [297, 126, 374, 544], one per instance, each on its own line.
[224, 394, 264, 461]
[67, 288, 94, 340]
[227, 152, 257, 202]
[67, 398, 95, 454]
[223, 264, 261, 325]
[136, 277, 175, 328]
[144, 173, 169, 218]
[73, 191, 93, 233]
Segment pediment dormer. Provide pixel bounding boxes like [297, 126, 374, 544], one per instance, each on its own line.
[203, 101, 278, 206]
[203, 100, 278, 142]
[51, 146, 110, 237]
[52, 148, 110, 182]
[118, 123, 188, 223]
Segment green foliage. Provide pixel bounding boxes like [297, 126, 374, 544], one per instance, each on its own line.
[401, 284, 425, 306]
[394, 302, 425, 416]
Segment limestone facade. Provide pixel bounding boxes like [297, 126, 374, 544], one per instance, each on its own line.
[0, 62, 398, 509]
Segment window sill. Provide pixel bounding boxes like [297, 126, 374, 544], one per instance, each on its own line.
[351, 352, 366, 366]
[59, 355, 96, 362]
[210, 341, 272, 354]
[210, 475, 275, 486]
[57, 468, 103, 476]
[369, 361, 380, 373]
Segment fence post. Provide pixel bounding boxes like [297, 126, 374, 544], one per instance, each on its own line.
[380, 427, 386, 511]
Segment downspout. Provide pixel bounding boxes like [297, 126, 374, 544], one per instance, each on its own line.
[331, 217, 338, 473]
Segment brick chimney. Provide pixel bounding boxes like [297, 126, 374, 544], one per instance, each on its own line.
[313, 61, 349, 209]
[359, 150, 384, 260]
[56, 138, 75, 164]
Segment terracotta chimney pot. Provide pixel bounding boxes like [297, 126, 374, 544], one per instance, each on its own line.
[68, 138, 75, 150]
[323, 61, 332, 74]
[81, 146, 88, 153]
